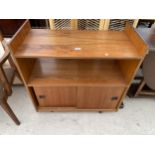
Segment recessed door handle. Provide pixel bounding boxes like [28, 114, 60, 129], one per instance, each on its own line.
[39, 95, 46, 99]
[111, 96, 118, 100]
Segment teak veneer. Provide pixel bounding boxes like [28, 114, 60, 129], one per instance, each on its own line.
[14, 29, 141, 59]
[27, 59, 127, 87]
[9, 20, 148, 112]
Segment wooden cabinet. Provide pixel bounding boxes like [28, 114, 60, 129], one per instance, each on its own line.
[8, 20, 148, 112]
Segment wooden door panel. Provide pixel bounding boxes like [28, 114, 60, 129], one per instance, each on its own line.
[34, 87, 77, 107]
[77, 87, 125, 109]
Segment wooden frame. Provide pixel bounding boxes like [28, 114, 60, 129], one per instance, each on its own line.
[49, 19, 78, 30]
[49, 19, 55, 29]
[49, 19, 139, 31]
[49, 19, 107, 30]
[9, 20, 148, 112]
[70, 19, 78, 30]
[135, 78, 155, 96]
[104, 19, 139, 30]
[99, 19, 105, 30]
[133, 19, 139, 28]
[104, 19, 110, 30]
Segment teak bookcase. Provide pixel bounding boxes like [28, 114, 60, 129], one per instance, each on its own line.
[9, 20, 148, 112]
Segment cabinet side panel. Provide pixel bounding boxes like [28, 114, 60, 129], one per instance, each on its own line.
[9, 20, 31, 54]
[16, 58, 36, 83]
[116, 59, 144, 110]
[124, 23, 148, 57]
[117, 59, 140, 84]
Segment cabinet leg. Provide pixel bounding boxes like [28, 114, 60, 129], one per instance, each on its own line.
[98, 111, 103, 113]
[119, 102, 124, 109]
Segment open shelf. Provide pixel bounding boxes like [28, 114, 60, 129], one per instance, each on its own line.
[26, 58, 127, 87]
[14, 29, 141, 59]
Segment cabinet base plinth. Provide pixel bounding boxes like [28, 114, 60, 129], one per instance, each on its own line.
[36, 106, 117, 112]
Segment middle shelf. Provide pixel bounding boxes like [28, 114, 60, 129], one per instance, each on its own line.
[17, 58, 138, 87]
[16, 58, 139, 87]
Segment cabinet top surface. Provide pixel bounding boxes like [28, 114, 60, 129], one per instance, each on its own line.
[14, 29, 140, 59]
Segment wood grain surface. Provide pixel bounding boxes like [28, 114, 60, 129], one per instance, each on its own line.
[27, 59, 127, 87]
[14, 29, 141, 59]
